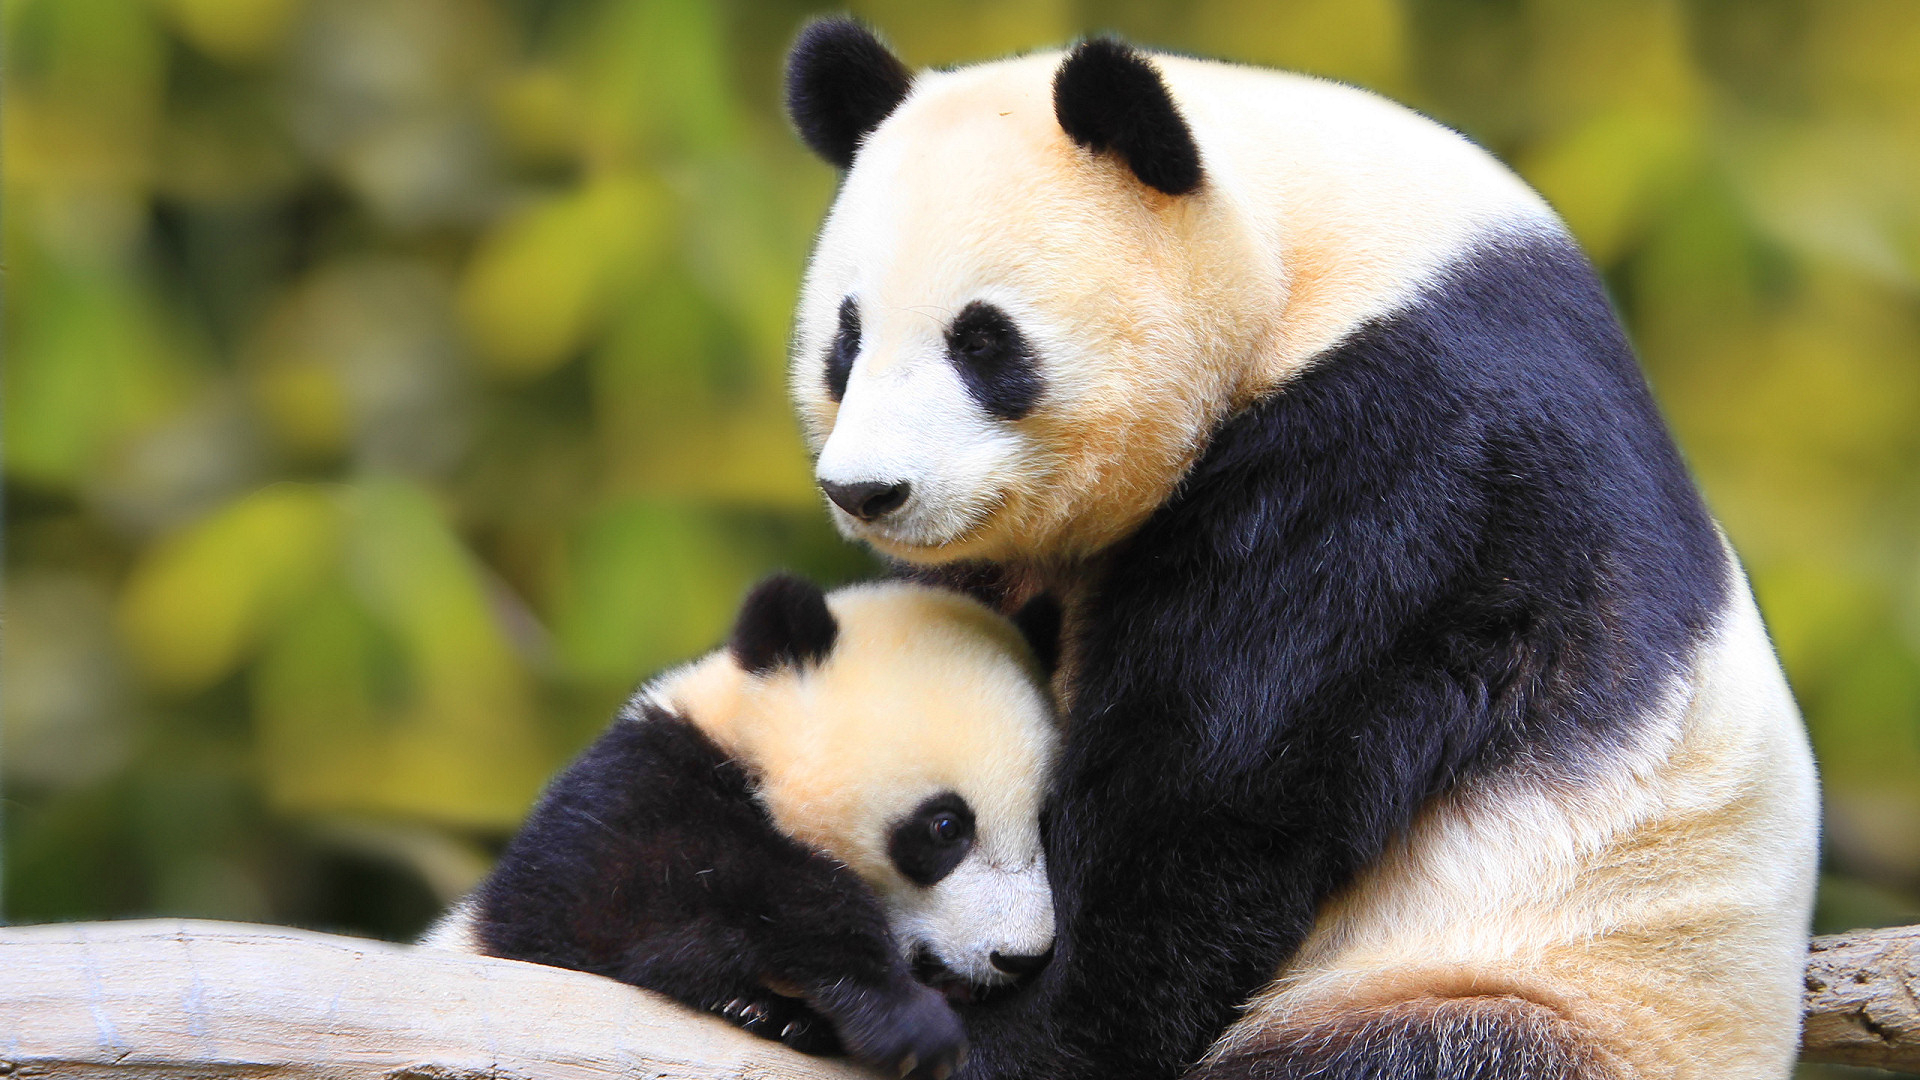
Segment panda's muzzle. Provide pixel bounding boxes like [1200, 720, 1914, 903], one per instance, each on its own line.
[821, 478, 911, 522]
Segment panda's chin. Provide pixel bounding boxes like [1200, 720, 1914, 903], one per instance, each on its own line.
[839, 503, 1014, 565]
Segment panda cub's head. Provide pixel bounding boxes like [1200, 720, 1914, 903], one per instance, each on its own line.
[648, 576, 1060, 990]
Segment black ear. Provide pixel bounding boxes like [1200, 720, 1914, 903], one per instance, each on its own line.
[731, 574, 839, 675]
[1011, 593, 1063, 677]
[785, 18, 914, 169]
[1052, 38, 1202, 196]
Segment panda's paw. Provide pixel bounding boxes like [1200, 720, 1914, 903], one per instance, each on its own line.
[838, 983, 967, 1080]
[714, 993, 842, 1056]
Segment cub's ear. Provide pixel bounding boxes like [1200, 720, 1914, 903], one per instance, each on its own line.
[1011, 593, 1063, 677]
[732, 574, 840, 675]
[785, 18, 913, 169]
[1052, 37, 1202, 196]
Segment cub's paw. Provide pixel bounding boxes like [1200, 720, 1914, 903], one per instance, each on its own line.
[836, 982, 967, 1080]
[713, 993, 841, 1055]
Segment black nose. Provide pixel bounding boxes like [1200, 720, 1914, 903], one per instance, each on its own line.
[989, 948, 1052, 977]
[820, 479, 910, 521]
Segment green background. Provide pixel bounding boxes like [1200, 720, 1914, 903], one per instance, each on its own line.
[4, 0, 1919, 1035]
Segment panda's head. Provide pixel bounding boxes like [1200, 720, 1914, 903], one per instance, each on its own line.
[783, 21, 1550, 565]
[655, 575, 1060, 990]
[783, 21, 1279, 565]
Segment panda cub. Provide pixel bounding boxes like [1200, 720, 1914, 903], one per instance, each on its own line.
[423, 575, 1059, 1079]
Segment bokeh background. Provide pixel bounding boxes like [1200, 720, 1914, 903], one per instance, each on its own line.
[4, 0, 1919, 1030]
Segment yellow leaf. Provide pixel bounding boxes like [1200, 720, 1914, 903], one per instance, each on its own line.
[159, 0, 304, 64]
[457, 175, 665, 380]
[118, 484, 343, 692]
[1522, 108, 1697, 266]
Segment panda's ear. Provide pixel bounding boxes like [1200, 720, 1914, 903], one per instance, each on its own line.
[785, 18, 914, 169]
[732, 574, 840, 675]
[1011, 593, 1063, 677]
[1052, 37, 1203, 196]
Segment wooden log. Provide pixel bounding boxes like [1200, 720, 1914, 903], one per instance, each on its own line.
[2, 919, 1917, 1077]
[0, 919, 861, 1080]
[1800, 922, 1920, 1072]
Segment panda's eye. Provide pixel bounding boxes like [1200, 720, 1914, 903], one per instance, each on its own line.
[945, 301, 1043, 421]
[889, 793, 976, 886]
[929, 814, 963, 844]
[825, 297, 860, 402]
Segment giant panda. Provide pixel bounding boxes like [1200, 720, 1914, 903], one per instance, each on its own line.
[424, 574, 1060, 1079]
[780, 20, 1820, 1080]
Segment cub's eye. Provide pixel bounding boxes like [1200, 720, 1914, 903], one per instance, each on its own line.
[825, 297, 860, 402]
[929, 813, 963, 844]
[888, 793, 976, 886]
[945, 301, 1043, 421]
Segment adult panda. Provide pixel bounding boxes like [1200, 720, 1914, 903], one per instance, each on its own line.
[781, 20, 1819, 1080]
[425, 575, 1061, 1078]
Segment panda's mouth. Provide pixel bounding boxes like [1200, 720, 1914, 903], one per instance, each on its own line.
[858, 493, 1005, 560]
[909, 946, 1021, 1006]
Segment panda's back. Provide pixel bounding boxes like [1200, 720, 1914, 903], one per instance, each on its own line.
[1148, 55, 1562, 378]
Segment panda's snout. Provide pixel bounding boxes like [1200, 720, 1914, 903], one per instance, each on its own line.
[821, 478, 911, 522]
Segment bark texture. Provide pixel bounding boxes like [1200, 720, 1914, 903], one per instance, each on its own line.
[0, 919, 858, 1080]
[1801, 923, 1920, 1073]
[1, 919, 1916, 1078]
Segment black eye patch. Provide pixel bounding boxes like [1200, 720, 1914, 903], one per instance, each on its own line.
[887, 792, 976, 886]
[946, 302, 1043, 421]
[825, 297, 860, 402]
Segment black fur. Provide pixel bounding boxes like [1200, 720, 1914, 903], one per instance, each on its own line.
[827, 297, 861, 401]
[954, 231, 1730, 1080]
[1010, 593, 1063, 676]
[947, 302, 1045, 420]
[731, 573, 839, 675]
[786, 18, 914, 169]
[1052, 38, 1203, 196]
[469, 704, 962, 1077]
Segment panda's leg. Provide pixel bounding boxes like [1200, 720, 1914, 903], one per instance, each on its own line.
[615, 927, 961, 1074]
[1187, 996, 1621, 1080]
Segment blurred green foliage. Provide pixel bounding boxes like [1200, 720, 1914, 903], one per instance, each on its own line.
[4, 0, 1919, 952]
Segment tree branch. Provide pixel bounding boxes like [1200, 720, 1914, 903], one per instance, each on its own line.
[2, 919, 1916, 1078]
[1801, 922, 1920, 1072]
[0, 919, 860, 1080]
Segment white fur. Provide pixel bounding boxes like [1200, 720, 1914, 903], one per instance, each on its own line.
[897, 849, 1055, 986]
[815, 350, 1028, 549]
[416, 897, 482, 952]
